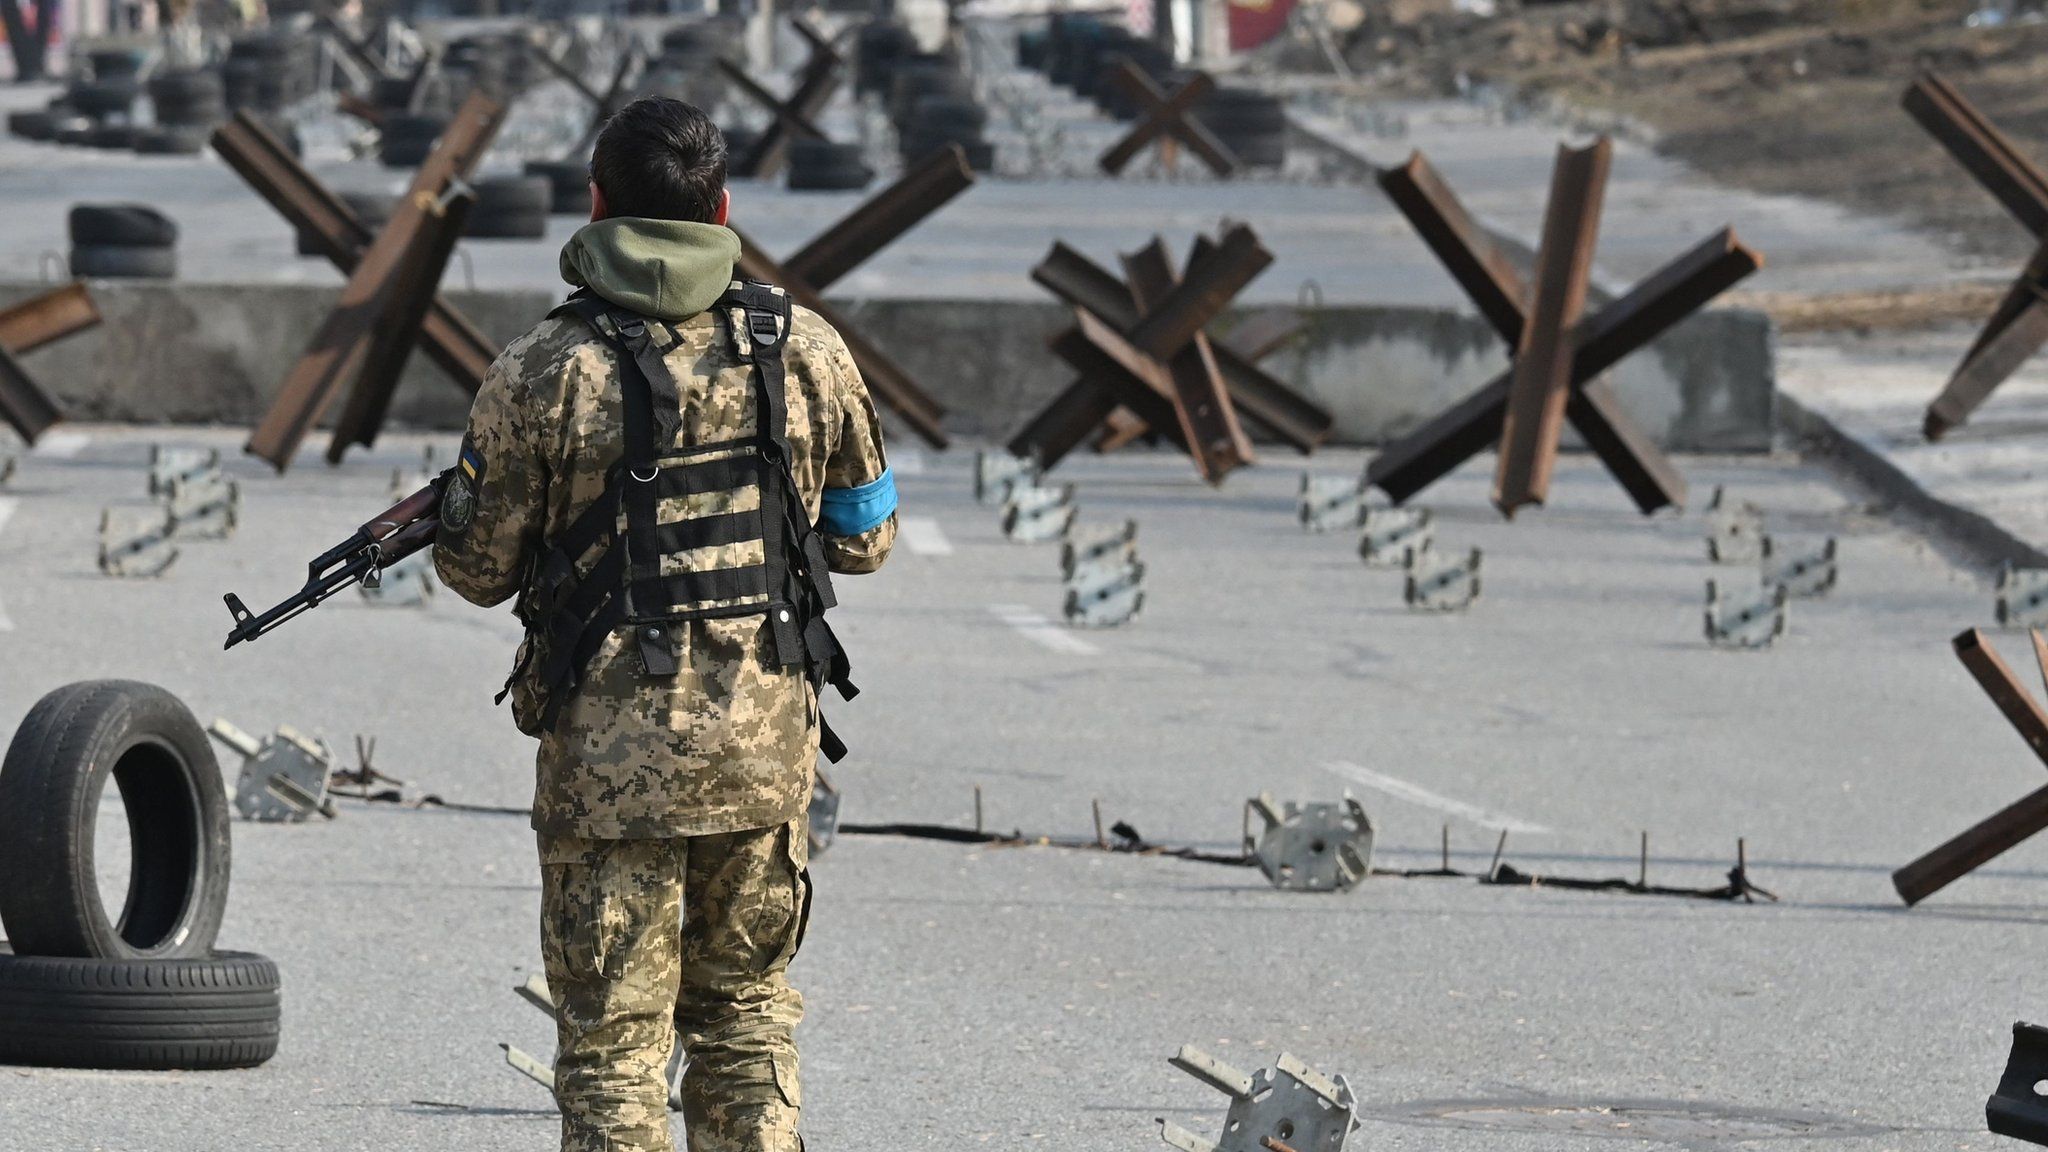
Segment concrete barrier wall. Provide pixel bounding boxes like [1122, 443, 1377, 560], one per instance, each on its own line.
[0, 279, 1775, 451]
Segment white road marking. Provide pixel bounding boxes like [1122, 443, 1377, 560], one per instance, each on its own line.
[989, 604, 1099, 655]
[891, 448, 926, 476]
[30, 431, 90, 458]
[900, 516, 953, 556]
[1322, 760, 1553, 835]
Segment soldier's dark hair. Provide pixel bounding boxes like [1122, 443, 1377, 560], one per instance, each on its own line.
[590, 97, 728, 224]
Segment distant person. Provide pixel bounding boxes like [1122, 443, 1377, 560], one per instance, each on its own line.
[434, 95, 897, 1152]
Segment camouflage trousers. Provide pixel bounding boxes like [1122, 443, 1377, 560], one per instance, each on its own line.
[538, 820, 810, 1152]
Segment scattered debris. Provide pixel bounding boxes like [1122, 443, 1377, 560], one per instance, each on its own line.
[1761, 536, 1838, 598]
[207, 719, 338, 822]
[1243, 792, 1375, 892]
[1706, 485, 1766, 563]
[1359, 505, 1432, 566]
[1002, 483, 1077, 543]
[1404, 546, 1481, 612]
[1704, 580, 1788, 649]
[1997, 564, 2048, 629]
[1159, 1046, 1362, 1152]
[97, 507, 178, 578]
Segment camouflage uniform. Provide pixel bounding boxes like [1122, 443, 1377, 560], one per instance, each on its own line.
[435, 218, 894, 1152]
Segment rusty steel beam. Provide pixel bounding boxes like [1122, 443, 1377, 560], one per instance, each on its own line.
[1925, 238, 2048, 440]
[1903, 73, 2048, 237]
[328, 186, 477, 462]
[0, 343, 61, 445]
[782, 146, 975, 292]
[731, 226, 948, 448]
[0, 283, 99, 356]
[1893, 629, 2048, 906]
[716, 58, 831, 147]
[729, 35, 843, 180]
[1369, 228, 1759, 511]
[212, 111, 499, 395]
[530, 41, 606, 106]
[1378, 151, 1527, 343]
[316, 13, 395, 84]
[1494, 139, 1611, 516]
[1097, 63, 1234, 177]
[1121, 239, 1251, 482]
[247, 93, 505, 471]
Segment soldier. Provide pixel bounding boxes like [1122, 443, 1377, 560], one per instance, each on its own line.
[433, 96, 897, 1152]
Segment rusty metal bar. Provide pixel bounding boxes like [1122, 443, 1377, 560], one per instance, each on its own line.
[1494, 138, 1611, 516]
[529, 42, 606, 106]
[1008, 377, 1119, 465]
[730, 226, 948, 447]
[1032, 242, 1140, 328]
[1892, 629, 2048, 905]
[1378, 150, 1528, 343]
[1123, 224, 1270, 361]
[327, 186, 477, 462]
[315, 13, 395, 83]
[717, 57, 831, 149]
[1903, 72, 2048, 237]
[731, 37, 842, 180]
[1097, 64, 1234, 177]
[211, 111, 498, 394]
[1369, 228, 1758, 510]
[0, 342, 61, 444]
[0, 283, 99, 356]
[782, 145, 975, 292]
[1121, 240, 1251, 482]
[1926, 239, 2048, 439]
[247, 93, 504, 471]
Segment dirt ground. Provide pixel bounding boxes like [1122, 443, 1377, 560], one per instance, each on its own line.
[1312, 0, 2048, 267]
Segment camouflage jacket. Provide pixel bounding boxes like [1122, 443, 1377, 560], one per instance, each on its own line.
[434, 219, 895, 839]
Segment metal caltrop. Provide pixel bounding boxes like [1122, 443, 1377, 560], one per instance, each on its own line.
[1244, 793, 1375, 892]
[1159, 1046, 1362, 1152]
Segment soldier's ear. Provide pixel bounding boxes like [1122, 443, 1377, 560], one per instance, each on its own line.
[589, 182, 606, 223]
[713, 187, 730, 227]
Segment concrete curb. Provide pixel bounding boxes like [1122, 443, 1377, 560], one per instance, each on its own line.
[1777, 389, 2048, 571]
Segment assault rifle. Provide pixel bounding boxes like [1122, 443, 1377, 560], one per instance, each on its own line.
[221, 473, 448, 649]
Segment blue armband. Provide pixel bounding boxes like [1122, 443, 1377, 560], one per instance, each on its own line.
[818, 468, 898, 536]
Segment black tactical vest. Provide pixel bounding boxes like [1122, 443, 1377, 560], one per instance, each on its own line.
[511, 280, 856, 761]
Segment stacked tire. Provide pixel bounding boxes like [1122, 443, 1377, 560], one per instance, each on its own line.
[899, 95, 994, 172]
[0, 681, 280, 1072]
[223, 33, 310, 113]
[1193, 87, 1287, 170]
[854, 20, 918, 99]
[465, 176, 551, 239]
[70, 204, 177, 280]
[378, 113, 448, 168]
[140, 70, 225, 156]
[525, 160, 592, 216]
[642, 22, 734, 109]
[786, 139, 872, 191]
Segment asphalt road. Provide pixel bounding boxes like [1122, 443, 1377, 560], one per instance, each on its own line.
[0, 425, 2041, 1150]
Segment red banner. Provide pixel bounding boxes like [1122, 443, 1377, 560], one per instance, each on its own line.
[1228, 0, 1295, 51]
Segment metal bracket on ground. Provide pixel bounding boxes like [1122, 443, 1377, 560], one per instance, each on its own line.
[165, 471, 239, 539]
[1158, 1046, 1362, 1152]
[1359, 506, 1432, 567]
[1064, 554, 1145, 628]
[1762, 537, 1838, 599]
[1997, 564, 2048, 629]
[1705, 581, 1788, 649]
[148, 445, 219, 497]
[1706, 486, 1765, 564]
[208, 719, 338, 822]
[975, 448, 1040, 504]
[1299, 473, 1366, 533]
[1243, 793, 1374, 892]
[1988, 1022, 2048, 1145]
[1061, 519, 1137, 578]
[1404, 546, 1481, 612]
[97, 507, 178, 578]
[1002, 483, 1077, 543]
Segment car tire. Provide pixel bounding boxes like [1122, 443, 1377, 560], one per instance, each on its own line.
[0, 681, 226, 957]
[133, 126, 210, 156]
[69, 205, 179, 248]
[0, 948, 280, 1070]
